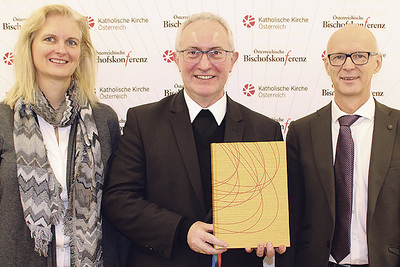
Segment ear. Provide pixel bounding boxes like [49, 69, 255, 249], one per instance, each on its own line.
[373, 53, 383, 74]
[324, 54, 331, 76]
[229, 51, 239, 73]
[173, 52, 182, 72]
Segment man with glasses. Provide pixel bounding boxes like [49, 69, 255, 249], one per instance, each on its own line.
[103, 12, 285, 267]
[276, 24, 400, 267]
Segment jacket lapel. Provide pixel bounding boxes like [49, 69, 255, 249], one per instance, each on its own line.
[169, 91, 207, 214]
[311, 103, 336, 218]
[367, 101, 397, 223]
[170, 94, 247, 219]
[224, 96, 244, 142]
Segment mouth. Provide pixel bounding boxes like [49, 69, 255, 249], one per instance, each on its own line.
[50, 59, 68, 64]
[195, 75, 214, 80]
[341, 76, 359, 81]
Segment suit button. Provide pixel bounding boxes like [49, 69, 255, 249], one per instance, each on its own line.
[326, 241, 330, 248]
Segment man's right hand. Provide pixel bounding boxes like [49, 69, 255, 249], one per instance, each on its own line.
[187, 221, 228, 255]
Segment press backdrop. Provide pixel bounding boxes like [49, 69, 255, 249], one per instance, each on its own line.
[1, 0, 399, 265]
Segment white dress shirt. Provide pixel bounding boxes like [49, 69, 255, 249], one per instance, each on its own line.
[329, 95, 375, 265]
[38, 115, 71, 267]
[184, 90, 227, 125]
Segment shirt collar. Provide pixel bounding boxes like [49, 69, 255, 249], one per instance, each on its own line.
[332, 94, 375, 123]
[184, 90, 227, 126]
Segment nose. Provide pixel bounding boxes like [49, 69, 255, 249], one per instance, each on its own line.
[342, 56, 355, 70]
[197, 52, 212, 70]
[55, 41, 67, 55]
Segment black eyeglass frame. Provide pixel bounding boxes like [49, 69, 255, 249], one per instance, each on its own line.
[176, 48, 234, 63]
[327, 51, 378, 66]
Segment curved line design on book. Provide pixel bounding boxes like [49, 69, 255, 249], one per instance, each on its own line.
[213, 142, 281, 234]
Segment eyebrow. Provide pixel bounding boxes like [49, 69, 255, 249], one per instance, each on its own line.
[187, 46, 224, 50]
[41, 33, 80, 39]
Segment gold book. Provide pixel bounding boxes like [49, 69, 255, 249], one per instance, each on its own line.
[211, 141, 290, 249]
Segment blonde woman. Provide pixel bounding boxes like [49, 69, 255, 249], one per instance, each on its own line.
[0, 4, 127, 266]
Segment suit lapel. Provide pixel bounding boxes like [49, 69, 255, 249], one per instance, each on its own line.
[224, 96, 244, 142]
[311, 103, 336, 218]
[169, 91, 207, 214]
[367, 101, 397, 223]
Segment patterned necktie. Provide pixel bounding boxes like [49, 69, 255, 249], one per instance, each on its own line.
[331, 115, 360, 263]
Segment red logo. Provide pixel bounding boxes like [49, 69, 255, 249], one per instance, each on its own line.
[243, 84, 255, 97]
[321, 50, 327, 61]
[163, 50, 174, 63]
[283, 118, 291, 134]
[3, 52, 13, 65]
[243, 15, 255, 28]
[86, 16, 95, 29]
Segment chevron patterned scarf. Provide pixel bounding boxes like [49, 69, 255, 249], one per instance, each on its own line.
[14, 82, 104, 266]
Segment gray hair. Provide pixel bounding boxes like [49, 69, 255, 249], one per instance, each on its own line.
[175, 12, 235, 51]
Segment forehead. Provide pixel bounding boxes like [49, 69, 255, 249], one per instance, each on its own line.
[327, 27, 377, 54]
[180, 19, 230, 49]
[36, 14, 81, 38]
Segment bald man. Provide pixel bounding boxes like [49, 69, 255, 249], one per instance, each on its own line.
[276, 25, 400, 267]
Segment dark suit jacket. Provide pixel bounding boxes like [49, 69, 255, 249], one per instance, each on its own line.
[103, 90, 283, 267]
[276, 100, 400, 267]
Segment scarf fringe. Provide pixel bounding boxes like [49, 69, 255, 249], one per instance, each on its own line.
[31, 227, 53, 257]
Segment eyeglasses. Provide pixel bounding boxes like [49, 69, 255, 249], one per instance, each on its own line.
[177, 49, 233, 63]
[327, 51, 378, 66]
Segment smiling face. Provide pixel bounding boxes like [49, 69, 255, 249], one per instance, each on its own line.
[31, 14, 81, 87]
[324, 25, 382, 110]
[174, 19, 238, 108]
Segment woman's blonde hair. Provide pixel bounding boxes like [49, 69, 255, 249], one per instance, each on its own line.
[4, 4, 98, 107]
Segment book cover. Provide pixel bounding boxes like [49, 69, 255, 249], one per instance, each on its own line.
[211, 141, 290, 248]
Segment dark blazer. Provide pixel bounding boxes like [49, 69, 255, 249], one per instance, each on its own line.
[103, 90, 283, 267]
[276, 100, 400, 267]
[0, 102, 126, 266]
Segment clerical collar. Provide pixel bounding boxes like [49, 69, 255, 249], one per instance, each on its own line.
[184, 90, 227, 126]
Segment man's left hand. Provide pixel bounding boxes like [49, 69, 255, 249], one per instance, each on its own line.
[245, 242, 286, 258]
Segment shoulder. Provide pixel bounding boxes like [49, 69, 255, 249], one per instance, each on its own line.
[375, 100, 400, 119]
[0, 102, 14, 133]
[0, 102, 13, 116]
[92, 102, 119, 129]
[286, 104, 331, 144]
[291, 102, 331, 127]
[240, 103, 277, 124]
[93, 102, 118, 120]
[91, 102, 120, 143]
[126, 93, 177, 118]
[227, 98, 283, 140]
[228, 98, 279, 127]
